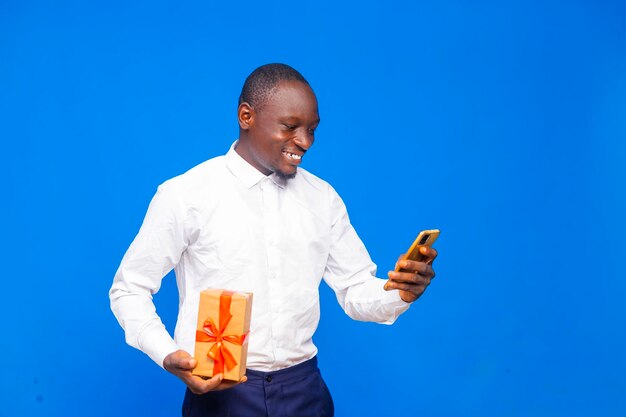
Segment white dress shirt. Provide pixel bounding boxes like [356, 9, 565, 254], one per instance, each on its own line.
[110, 143, 410, 371]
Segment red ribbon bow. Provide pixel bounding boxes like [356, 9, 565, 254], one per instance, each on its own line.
[195, 291, 248, 375]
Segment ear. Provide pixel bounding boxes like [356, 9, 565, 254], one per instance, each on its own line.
[238, 102, 255, 130]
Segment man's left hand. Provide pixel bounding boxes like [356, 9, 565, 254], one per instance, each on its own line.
[385, 246, 438, 303]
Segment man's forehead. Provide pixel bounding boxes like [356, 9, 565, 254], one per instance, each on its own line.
[270, 81, 314, 100]
[260, 81, 318, 113]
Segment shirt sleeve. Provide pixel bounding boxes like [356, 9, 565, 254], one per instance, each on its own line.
[109, 182, 188, 368]
[323, 185, 411, 324]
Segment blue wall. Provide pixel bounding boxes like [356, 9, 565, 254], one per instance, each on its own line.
[2, 0, 625, 415]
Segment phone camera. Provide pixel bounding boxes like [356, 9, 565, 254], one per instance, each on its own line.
[419, 234, 430, 245]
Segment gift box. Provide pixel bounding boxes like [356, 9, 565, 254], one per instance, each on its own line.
[192, 289, 253, 381]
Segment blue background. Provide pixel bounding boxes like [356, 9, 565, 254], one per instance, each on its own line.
[2, 0, 625, 415]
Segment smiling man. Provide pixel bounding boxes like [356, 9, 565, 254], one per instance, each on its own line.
[235, 69, 319, 179]
[110, 63, 437, 417]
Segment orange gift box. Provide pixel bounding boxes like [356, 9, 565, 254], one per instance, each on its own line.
[192, 289, 253, 381]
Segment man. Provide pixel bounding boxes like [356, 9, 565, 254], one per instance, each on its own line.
[110, 63, 437, 417]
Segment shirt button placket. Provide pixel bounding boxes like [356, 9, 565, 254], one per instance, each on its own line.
[263, 180, 280, 361]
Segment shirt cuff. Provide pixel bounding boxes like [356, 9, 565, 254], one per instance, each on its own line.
[138, 325, 181, 369]
[381, 288, 412, 322]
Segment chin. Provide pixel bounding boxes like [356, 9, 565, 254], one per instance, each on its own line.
[275, 168, 297, 180]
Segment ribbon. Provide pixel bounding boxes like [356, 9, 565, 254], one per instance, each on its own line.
[195, 290, 248, 375]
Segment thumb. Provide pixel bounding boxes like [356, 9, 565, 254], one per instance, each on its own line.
[167, 350, 196, 370]
[175, 354, 196, 370]
[186, 357, 197, 369]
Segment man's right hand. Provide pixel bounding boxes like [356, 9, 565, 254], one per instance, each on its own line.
[163, 350, 247, 395]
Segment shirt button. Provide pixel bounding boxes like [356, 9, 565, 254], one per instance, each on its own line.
[265, 375, 273, 383]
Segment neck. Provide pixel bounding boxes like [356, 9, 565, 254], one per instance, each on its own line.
[234, 137, 272, 176]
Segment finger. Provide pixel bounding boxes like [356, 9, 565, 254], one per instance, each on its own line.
[384, 278, 429, 291]
[204, 374, 225, 390]
[394, 254, 407, 271]
[395, 259, 430, 275]
[385, 280, 428, 294]
[164, 350, 196, 372]
[387, 269, 431, 284]
[419, 246, 438, 262]
[212, 375, 248, 391]
[187, 373, 224, 395]
[197, 374, 248, 393]
[418, 264, 435, 279]
[404, 262, 435, 279]
[174, 356, 197, 371]
[183, 357, 197, 370]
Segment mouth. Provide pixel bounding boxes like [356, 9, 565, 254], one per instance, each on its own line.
[282, 150, 303, 163]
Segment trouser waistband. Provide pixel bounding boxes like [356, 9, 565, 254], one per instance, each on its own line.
[245, 357, 319, 385]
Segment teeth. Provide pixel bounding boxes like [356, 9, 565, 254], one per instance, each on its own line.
[283, 151, 301, 160]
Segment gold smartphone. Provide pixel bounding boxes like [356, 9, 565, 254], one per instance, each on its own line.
[395, 229, 440, 271]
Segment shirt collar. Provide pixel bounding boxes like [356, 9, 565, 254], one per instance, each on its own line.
[225, 141, 287, 189]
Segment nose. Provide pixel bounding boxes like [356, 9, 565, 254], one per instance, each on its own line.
[294, 129, 314, 151]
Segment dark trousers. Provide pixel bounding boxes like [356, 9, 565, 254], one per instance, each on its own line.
[182, 357, 334, 417]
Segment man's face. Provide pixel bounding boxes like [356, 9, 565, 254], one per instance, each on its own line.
[238, 80, 320, 179]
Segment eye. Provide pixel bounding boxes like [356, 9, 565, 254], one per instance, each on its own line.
[282, 123, 297, 131]
[308, 128, 316, 135]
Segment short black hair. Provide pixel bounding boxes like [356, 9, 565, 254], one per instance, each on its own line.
[239, 63, 310, 110]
